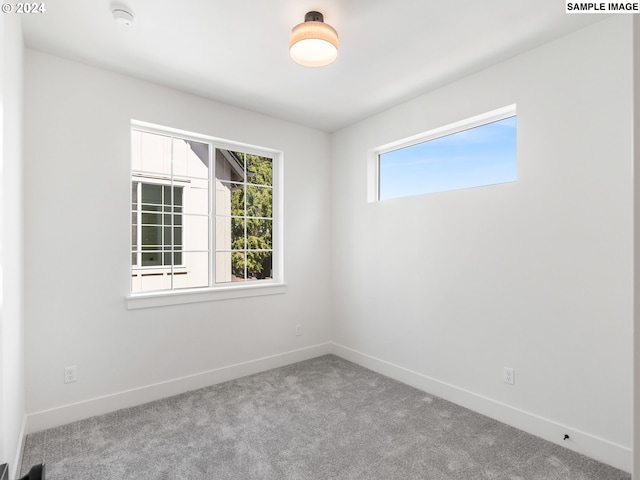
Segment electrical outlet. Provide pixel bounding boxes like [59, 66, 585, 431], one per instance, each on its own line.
[64, 366, 77, 383]
[503, 367, 515, 385]
[295, 324, 301, 336]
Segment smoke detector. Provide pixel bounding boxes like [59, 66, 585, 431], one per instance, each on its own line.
[112, 5, 134, 26]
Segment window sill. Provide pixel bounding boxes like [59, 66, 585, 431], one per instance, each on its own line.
[126, 282, 287, 310]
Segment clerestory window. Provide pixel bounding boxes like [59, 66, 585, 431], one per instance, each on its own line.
[373, 106, 517, 201]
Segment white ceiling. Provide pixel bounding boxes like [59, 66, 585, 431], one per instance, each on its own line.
[21, 1, 607, 132]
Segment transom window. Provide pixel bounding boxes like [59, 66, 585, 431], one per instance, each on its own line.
[130, 125, 280, 295]
[374, 105, 517, 201]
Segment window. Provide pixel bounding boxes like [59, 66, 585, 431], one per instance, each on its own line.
[132, 182, 183, 268]
[374, 106, 517, 201]
[130, 125, 281, 300]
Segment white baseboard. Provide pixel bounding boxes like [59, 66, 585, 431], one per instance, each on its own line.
[26, 342, 332, 435]
[23, 342, 632, 473]
[330, 342, 632, 473]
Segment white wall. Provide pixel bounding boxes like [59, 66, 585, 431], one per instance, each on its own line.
[0, 13, 25, 480]
[331, 17, 633, 471]
[23, 50, 332, 429]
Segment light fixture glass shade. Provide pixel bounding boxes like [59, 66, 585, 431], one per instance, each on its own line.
[289, 13, 338, 67]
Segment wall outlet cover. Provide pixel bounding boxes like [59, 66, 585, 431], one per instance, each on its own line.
[503, 367, 515, 385]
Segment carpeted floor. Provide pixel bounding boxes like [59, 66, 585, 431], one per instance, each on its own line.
[20, 355, 630, 479]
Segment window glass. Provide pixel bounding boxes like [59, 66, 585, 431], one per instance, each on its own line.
[214, 151, 274, 283]
[131, 128, 277, 293]
[379, 115, 516, 201]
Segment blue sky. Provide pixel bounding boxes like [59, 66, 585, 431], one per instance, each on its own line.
[379, 116, 517, 201]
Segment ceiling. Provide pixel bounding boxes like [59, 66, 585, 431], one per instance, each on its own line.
[20, 1, 607, 132]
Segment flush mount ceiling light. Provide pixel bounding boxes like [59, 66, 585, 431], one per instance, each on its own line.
[112, 5, 134, 26]
[289, 11, 338, 67]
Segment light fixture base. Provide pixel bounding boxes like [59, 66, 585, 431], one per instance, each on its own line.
[304, 11, 324, 22]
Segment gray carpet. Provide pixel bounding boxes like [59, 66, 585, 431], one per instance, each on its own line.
[20, 355, 630, 479]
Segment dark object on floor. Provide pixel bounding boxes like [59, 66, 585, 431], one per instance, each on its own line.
[17, 463, 45, 480]
[0, 463, 8, 480]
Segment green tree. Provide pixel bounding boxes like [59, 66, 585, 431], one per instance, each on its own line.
[231, 154, 273, 279]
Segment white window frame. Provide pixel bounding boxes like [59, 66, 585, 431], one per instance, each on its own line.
[367, 104, 517, 202]
[127, 121, 286, 309]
